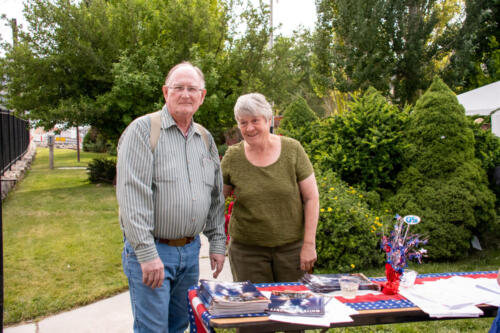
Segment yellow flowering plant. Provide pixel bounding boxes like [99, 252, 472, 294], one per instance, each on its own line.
[316, 169, 385, 272]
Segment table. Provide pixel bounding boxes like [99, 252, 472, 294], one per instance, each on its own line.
[188, 271, 498, 333]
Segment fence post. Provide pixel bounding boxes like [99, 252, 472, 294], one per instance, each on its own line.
[0, 175, 4, 330]
[48, 135, 55, 169]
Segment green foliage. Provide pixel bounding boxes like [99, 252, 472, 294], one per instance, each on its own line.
[305, 87, 409, 193]
[313, 0, 455, 105]
[217, 143, 228, 158]
[279, 96, 318, 131]
[469, 118, 500, 218]
[390, 77, 497, 260]
[0, 0, 321, 146]
[86, 157, 116, 184]
[83, 127, 109, 153]
[315, 169, 385, 271]
[1, 0, 231, 141]
[193, 14, 320, 143]
[444, 0, 500, 92]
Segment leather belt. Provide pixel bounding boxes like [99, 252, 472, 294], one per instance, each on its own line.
[156, 237, 194, 247]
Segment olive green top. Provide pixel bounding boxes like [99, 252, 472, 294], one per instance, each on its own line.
[221, 136, 314, 247]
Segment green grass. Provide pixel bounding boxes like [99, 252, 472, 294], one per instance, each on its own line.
[2, 148, 127, 324]
[2, 147, 498, 332]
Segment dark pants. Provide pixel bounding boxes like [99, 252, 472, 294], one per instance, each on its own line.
[228, 239, 304, 283]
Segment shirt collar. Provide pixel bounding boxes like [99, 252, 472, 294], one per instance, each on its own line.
[161, 104, 177, 130]
[161, 104, 202, 137]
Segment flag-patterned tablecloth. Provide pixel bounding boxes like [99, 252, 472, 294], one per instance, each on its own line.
[188, 271, 497, 333]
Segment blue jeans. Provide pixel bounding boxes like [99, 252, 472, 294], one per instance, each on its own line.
[490, 309, 500, 333]
[122, 237, 201, 333]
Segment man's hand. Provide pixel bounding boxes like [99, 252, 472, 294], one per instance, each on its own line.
[210, 253, 225, 279]
[140, 257, 164, 289]
[300, 242, 317, 273]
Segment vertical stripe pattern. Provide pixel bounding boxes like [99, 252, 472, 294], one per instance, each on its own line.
[117, 105, 226, 263]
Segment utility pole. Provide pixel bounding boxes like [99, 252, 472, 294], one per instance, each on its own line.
[268, 0, 274, 49]
[10, 18, 18, 47]
[269, 0, 276, 132]
[76, 126, 80, 162]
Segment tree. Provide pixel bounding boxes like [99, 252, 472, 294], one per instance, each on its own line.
[390, 77, 496, 260]
[313, 0, 459, 105]
[193, 4, 320, 142]
[1, 0, 230, 141]
[444, 0, 500, 92]
[1, 0, 320, 145]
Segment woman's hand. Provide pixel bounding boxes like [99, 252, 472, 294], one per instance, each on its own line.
[300, 242, 317, 273]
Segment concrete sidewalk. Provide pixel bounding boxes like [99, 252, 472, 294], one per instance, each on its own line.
[4, 235, 232, 333]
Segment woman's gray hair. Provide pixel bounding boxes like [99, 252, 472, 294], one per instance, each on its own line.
[234, 93, 273, 121]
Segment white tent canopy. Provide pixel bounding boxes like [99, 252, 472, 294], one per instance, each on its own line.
[457, 81, 500, 136]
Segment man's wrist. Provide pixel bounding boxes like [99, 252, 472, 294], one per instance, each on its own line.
[135, 244, 159, 263]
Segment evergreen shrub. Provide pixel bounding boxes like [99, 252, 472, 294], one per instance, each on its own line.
[305, 87, 409, 193]
[280, 96, 318, 132]
[389, 77, 497, 260]
[87, 158, 116, 184]
[470, 119, 500, 205]
[315, 169, 385, 271]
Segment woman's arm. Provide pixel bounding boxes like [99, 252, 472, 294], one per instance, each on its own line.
[298, 173, 320, 272]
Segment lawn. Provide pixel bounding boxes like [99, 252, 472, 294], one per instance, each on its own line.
[2, 148, 127, 324]
[1, 147, 498, 332]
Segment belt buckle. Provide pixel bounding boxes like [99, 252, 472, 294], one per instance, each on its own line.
[168, 237, 191, 246]
[169, 238, 188, 247]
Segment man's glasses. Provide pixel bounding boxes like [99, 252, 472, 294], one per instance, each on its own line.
[168, 85, 203, 95]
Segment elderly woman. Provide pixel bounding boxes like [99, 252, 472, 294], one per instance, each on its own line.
[221, 93, 319, 283]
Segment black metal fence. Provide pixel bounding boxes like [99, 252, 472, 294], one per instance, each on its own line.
[1, 107, 30, 175]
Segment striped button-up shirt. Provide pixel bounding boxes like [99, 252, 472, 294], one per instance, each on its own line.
[116, 105, 226, 263]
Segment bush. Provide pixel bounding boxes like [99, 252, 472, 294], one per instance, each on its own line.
[305, 87, 409, 194]
[217, 144, 228, 158]
[279, 96, 318, 132]
[469, 119, 500, 206]
[389, 77, 497, 260]
[87, 157, 116, 184]
[83, 127, 112, 153]
[315, 169, 385, 271]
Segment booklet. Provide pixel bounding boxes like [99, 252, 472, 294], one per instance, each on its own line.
[198, 279, 270, 316]
[267, 290, 325, 317]
[301, 273, 380, 293]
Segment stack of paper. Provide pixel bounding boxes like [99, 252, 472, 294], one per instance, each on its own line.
[198, 280, 270, 316]
[399, 276, 499, 318]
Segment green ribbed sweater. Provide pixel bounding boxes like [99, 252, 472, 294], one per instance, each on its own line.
[221, 136, 313, 247]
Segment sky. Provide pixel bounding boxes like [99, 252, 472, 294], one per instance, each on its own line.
[262, 0, 317, 36]
[0, 0, 316, 45]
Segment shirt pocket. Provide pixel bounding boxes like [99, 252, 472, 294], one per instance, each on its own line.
[202, 157, 215, 187]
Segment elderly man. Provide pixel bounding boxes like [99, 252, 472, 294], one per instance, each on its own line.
[116, 62, 226, 333]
